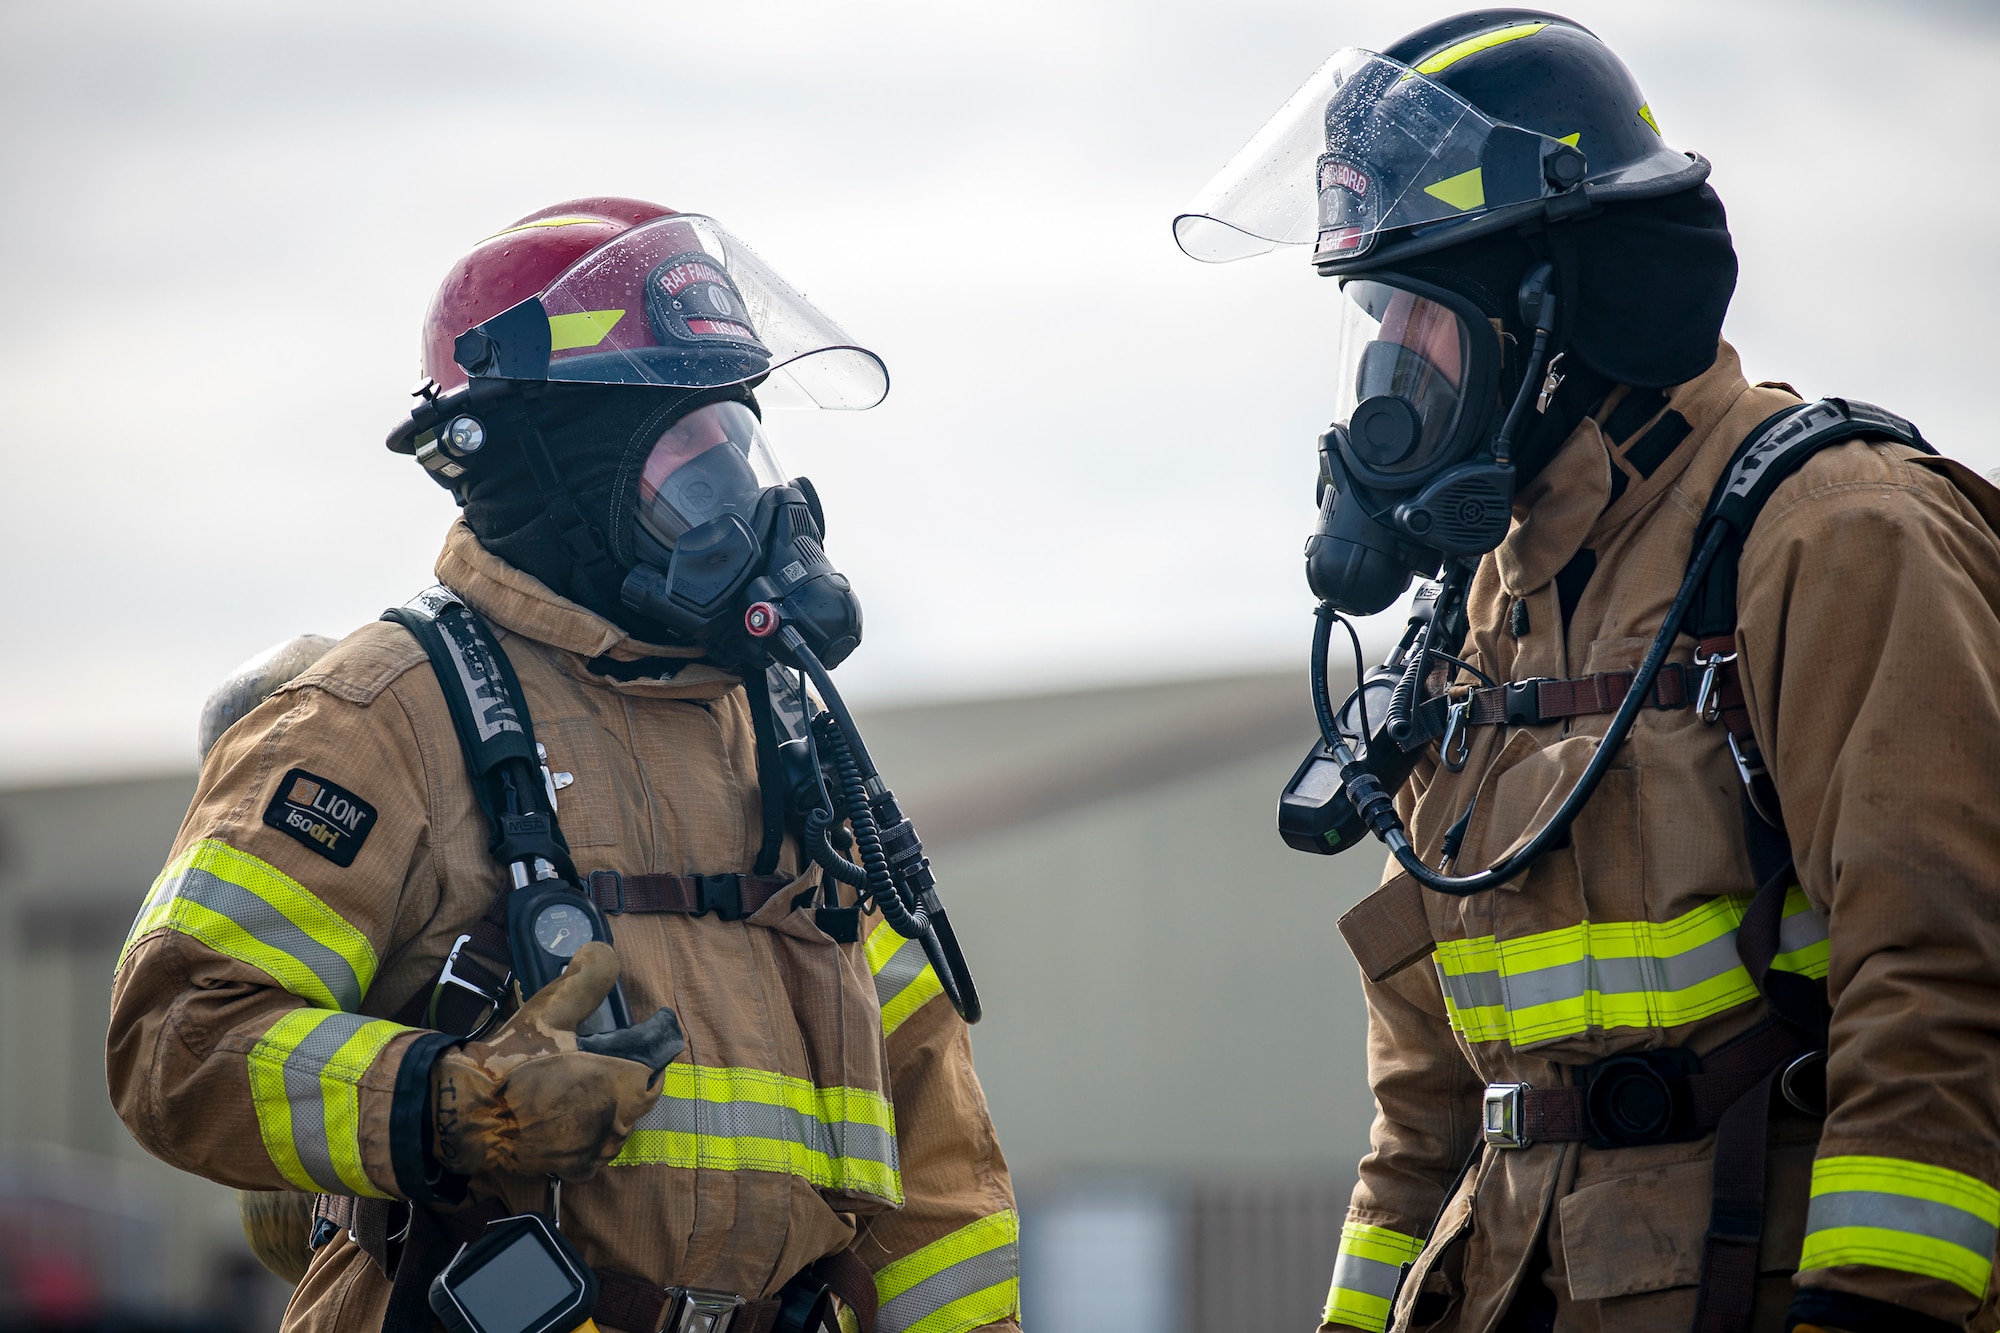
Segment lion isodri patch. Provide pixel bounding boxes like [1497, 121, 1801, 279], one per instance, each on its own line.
[262, 768, 378, 867]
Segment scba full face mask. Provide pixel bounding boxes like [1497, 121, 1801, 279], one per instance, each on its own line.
[1307, 267, 1540, 615]
[620, 399, 862, 669]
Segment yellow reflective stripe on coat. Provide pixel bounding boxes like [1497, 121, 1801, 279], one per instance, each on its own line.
[866, 918, 943, 1037]
[1324, 1222, 1424, 1333]
[124, 839, 378, 1012]
[1432, 887, 1828, 1045]
[611, 1063, 902, 1205]
[1801, 1155, 2000, 1296]
[247, 1007, 406, 1196]
[873, 1210, 1020, 1333]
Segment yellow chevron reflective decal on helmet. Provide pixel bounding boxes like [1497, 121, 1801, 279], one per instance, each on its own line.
[1802, 1155, 2000, 1296]
[126, 840, 379, 1012]
[1638, 103, 1662, 135]
[483, 216, 608, 240]
[873, 1210, 1020, 1333]
[547, 309, 626, 351]
[1414, 21, 1549, 75]
[1559, 131, 1582, 147]
[1424, 167, 1487, 213]
[609, 1062, 902, 1205]
[247, 1007, 407, 1196]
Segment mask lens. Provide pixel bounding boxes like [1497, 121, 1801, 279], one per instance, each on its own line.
[636, 401, 786, 549]
[1333, 280, 1473, 478]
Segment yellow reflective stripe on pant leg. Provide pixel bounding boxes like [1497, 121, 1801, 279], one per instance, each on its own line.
[1801, 1155, 2000, 1296]
[611, 1064, 902, 1205]
[1433, 889, 1829, 1046]
[865, 917, 943, 1037]
[247, 1008, 405, 1196]
[1324, 1222, 1424, 1333]
[874, 1211, 1020, 1333]
[124, 840, 378, 1011]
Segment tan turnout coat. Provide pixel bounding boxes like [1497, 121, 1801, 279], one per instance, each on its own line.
[1321, 343, 2000, 1333]
[108, 523, 1019, 1333]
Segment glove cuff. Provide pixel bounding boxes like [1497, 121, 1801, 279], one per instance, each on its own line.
[393, 1031, 463, 1203]
[1788, 1288, 1956, 1333]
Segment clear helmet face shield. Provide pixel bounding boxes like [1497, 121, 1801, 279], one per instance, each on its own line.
[635, 400, 787, 552]
[457, 214, 888, 410]
[1173, 48, 1683, 266]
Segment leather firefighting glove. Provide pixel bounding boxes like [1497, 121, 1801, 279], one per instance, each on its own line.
[429, 941, 685, 1182]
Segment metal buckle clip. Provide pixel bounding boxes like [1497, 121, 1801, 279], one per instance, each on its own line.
[1728, 732, 1782, 825]
[427, 933, 509, 1039]
[1482, 1082, 1531, 1148]
[1780, 1049, 1828, 1118]
[1693, 644, 1738, 724]
[662, 1287, 746, 1333]
[1441, 699, 1471, 772]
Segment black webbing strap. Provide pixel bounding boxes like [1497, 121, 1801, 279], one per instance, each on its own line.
[382, 586, 579, 884]
[1681, 401, 1918, 1331]
[742, 673, 789, 877]
[1691, 398, 1932, 639]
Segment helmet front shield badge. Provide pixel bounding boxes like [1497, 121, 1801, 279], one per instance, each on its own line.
[453, 214, 889, 410]
[1174, 43, 1703, 271]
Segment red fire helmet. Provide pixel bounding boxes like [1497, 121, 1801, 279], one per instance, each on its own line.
[414, 197, 887, 410]
[421, 198, 672, 394]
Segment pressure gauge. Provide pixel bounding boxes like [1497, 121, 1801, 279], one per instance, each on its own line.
[532, 902, 594, 959]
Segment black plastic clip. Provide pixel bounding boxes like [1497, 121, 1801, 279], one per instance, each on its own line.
[694, 873, 744, 921]
[1503, 678, 1552, 726]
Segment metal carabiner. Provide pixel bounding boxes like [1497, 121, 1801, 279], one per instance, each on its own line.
[1442, 699, 1472, 772]
[1693, 644, 1738, 724]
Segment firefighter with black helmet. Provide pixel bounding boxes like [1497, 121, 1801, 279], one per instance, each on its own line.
[108, 198, 1020, 1333]
[1182, 12, 2000, 1333]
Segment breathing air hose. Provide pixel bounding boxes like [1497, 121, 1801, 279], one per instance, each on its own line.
[1322, 520, 1732, 896]
[783, 627, 980, 1022]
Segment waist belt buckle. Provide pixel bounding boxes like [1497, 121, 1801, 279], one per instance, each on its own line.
[1483, 1082, 1531, 1148]
[663, 1287, 746, 1333]
[695, 874, 745, 921]
[427, 933, 509, 1039]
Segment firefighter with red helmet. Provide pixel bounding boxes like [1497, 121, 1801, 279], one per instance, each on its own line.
[108, 198, 1019, 1333]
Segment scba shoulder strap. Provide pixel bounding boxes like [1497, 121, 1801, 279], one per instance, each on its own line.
[1693, 396, 1932, 638]
[1686, 398, 1930, 1333]
[378, 586, 576, 1037]
[383, 585, 581, 882]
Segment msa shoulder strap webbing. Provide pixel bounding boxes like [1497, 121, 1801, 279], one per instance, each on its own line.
[1686, 399, 1930, 1333]
[382, 585, 580, 882]
[1692, 396, 1932, 638]
[379, 586, 576, 1038]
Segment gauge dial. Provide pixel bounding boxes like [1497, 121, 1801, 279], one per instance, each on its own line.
[533, 902, 594, 958]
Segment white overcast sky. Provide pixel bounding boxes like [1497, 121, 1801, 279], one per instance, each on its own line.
[1, 0, 1994, 784]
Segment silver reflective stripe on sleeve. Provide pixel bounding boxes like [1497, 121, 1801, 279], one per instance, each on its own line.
[873, 1211, 1021, 1333]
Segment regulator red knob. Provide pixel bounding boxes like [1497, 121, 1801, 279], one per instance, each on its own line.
[744, 602, 780, 637]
